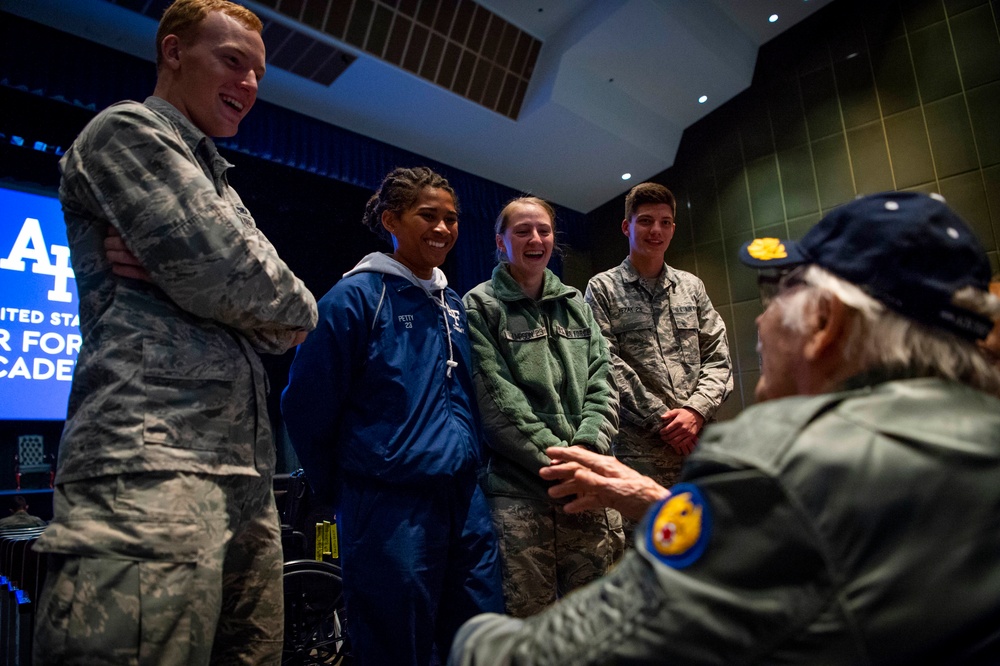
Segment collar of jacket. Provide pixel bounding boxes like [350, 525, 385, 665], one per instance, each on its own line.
[491, 263, 577, 304]
[144, 96, 231, 181]
[621, 257, 678, 291]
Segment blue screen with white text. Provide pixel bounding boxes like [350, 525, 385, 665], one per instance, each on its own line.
[0, 185, 79, 420]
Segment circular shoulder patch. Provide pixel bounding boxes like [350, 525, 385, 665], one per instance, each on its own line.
[644, 483, 712, 569]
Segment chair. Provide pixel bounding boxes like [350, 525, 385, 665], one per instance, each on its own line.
[282, 559, 351, 665]
[16, 538, 44, 665]
[280, 525, 307, 562]
[13, 436, 53, 491]
[279, 470, 338, 566]
[0, 527, 44, 665]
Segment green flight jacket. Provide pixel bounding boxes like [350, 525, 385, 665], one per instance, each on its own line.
[450, 377, 1000, 664]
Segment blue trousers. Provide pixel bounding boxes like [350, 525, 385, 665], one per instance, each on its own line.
[338, 475, 503, 666]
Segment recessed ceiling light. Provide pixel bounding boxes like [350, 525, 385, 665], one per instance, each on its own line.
[698, 95, 708, 104]
[621, 173, 632, 180]
[769, 14, 779, 23]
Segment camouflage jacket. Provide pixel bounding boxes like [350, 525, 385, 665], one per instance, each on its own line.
[0, 512, 46, 529]
[585, 259, 732, 451]
[55, 96, 317, 483]
[465, 265, 618, 501]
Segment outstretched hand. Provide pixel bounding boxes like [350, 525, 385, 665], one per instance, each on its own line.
[105, 227, 152, 282]
[540, 446, 670, 521]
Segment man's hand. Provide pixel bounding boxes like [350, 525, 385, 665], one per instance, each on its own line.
[105, 227, 152, 282]
[540, 446, 670, 521]
[659, 407, 705, 455]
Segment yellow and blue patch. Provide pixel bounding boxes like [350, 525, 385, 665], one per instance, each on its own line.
[644, 483, 711, 569]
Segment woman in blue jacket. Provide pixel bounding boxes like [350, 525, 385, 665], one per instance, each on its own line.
[281, 167, 503, 666]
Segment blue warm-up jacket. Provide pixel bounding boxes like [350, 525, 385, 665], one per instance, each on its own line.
[281, 252, 483, 497]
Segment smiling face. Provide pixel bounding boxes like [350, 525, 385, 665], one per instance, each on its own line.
[383, 186, 459, 279]
[497, 201, 555, 286]
[623, 202, 675, 265]
[156, 10, 265, 137]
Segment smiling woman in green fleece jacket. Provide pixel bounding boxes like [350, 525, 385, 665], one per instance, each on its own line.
[463, 196, 624, 618]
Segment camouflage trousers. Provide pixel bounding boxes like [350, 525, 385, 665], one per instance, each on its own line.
[613, 424, 687, 489]
[487, 495, 624, 618]
[616, 452, 686, 547]
[33, 472, 283, 666]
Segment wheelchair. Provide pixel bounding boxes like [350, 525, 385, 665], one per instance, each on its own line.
[278, 470, 351, 664]
[282, 558, 351, 665]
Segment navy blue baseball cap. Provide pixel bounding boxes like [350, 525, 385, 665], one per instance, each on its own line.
[739, 191, 992, 341]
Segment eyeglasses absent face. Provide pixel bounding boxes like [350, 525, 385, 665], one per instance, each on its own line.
[756, 265, 809, 308]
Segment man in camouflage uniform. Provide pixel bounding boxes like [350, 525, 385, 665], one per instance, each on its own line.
[0, 495, 46, 529]
[586, 182, 732, 494]
[32, 1, 318, 664]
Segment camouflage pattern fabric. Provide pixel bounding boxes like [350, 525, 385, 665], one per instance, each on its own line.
[615, 449, 685, 544]
[33, 95, 317, 665]
[34, 472, 283, 665]
[616, 428, 686, 489]
[53, 96, 317, 484]
[488, 496, 624, 618]
[0, 511, 46, 528]
[586, 259, 733, 485]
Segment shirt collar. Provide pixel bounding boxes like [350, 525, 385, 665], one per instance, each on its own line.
[144, 96, 232, 179]
[621, 257, 676, 291]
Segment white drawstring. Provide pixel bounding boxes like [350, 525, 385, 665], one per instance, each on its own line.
[439, 290, 459, 378]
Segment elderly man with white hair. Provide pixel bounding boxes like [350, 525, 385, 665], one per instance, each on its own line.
[449, 191, 1000, 665]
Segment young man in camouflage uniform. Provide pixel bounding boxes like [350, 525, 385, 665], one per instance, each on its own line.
[585, 182, 732, 493]
[33, 1, 318, 664]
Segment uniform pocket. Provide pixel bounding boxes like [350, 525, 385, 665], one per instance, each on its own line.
[57, 557, 196, 664]
[142, 336, 239, 450]
[609, 310, 655, 336]
[610, 312, 657, 370]
[671, 308, 700, 364]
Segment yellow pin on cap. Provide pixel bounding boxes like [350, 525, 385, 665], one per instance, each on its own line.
[746, 237, 788, 262]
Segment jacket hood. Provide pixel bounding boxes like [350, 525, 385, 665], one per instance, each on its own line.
[345, 252, 449, 295]
[346, 252, 462, 379]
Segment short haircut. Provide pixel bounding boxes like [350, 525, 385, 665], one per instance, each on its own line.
[156, 0, 263, 69]
[624, 182, 676, 221]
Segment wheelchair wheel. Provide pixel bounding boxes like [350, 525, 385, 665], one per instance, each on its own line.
[282, 560, 351, 665]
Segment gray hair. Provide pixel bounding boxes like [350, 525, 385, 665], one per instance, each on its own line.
[778, 265, 1000, 398]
